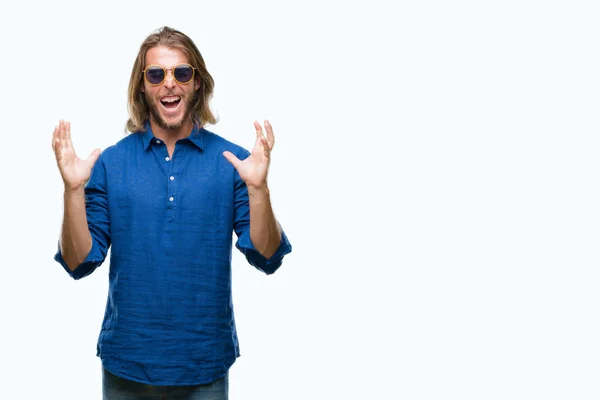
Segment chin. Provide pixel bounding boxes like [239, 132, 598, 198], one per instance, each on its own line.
[163, 116, 184, 128]
[161, 119, 186, 131]
[152, 109, 187, 131]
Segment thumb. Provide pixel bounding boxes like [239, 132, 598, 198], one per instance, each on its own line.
[86, 148, 102, 167]
[223, 151, 241, 169]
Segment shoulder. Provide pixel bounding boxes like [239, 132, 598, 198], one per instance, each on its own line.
[201, 128, 250, 158]
[113, 132, 142, 150]
[97, 133, 141, 163]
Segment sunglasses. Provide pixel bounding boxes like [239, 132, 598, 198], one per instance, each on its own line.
[143, 63, 196, 85]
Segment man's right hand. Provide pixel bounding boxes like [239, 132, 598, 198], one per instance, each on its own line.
[52, 120, 102, 193]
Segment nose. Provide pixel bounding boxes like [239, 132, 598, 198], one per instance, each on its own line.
[163, 69, 176, 89]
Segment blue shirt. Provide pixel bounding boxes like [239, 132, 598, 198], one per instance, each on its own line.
[54, 123, 292, 385]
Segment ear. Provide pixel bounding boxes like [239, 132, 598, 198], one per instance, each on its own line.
[140, 84, 145, 93]
[195, 77, 201, 91]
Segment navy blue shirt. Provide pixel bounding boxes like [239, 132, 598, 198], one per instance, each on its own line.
[54, 123, 292, 385]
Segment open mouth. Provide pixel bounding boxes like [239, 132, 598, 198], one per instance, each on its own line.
[160, 95, 181, 110]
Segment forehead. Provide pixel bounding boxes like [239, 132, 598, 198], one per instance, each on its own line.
[145, 46, 189, 67]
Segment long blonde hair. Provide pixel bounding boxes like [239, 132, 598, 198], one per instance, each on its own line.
[126, 26, 217, 133]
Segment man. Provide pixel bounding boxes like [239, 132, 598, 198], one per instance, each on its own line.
[51, 26, 292, 399]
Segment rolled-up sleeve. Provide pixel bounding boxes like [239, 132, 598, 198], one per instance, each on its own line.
[235, 229, 292, 275]
[232, 150, 292, 275]
[54, 155, 111, 280]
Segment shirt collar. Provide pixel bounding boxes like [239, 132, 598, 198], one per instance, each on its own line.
[139, 121, 205, 151]
[187, 125, 206, 150]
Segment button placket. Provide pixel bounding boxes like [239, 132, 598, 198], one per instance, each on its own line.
[167, 162, 175, 208]
[166, 148, 177, 223]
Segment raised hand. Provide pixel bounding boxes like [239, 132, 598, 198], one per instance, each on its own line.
[52, 120, 101, 192]
[223, 120, 275, 190]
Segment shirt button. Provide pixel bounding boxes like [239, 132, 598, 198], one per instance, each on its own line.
[169, 197, 174, 201]
[156, 140, 161, 144]
[165, 156, 170, 161]
[170, 176, 175, 181]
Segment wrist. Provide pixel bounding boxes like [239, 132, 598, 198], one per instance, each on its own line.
[247, 184, 270, 197]
[64, 186, 85, 198]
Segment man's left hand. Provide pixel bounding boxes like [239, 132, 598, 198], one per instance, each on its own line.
[223, 120, 275, 190]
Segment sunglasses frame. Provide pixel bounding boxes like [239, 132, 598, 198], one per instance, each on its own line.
[143, 63, 196, 86]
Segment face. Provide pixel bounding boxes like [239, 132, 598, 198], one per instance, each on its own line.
[142, 46, 200, 132]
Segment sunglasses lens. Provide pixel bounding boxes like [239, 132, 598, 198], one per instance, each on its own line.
[174, 66, 194, 83]
[146, 67, 164, 84]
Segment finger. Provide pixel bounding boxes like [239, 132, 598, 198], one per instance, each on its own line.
[252, 135, 266, 157]
[58, 120, 67, 150]
[254, 120, 264, 140]
[86, 148, 102, 167]
[252, 136, 270, 161]
[64, 120, 74, 151]
[66, 121, 71, 141]
[54, 138, 63, 163]
[53, 123, 65, 161]
[52, 125, 59, 152]
[264, 119, 275, 149]
[222, 151, 242, 169]
[53, 131, 63, 164]
[260, 136, 271, 160]
[53, 135, 62, 162]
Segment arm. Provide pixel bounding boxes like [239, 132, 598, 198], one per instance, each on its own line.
[248, 185, 282, 259]
[60, 188, 93, 271]
[225, 120, 292, 272]
[52, 120, 107, 277]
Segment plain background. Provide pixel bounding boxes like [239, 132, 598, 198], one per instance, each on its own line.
[1, 0, 599, 399]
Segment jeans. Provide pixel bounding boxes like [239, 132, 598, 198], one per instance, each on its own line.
[102, 367, 229, 400]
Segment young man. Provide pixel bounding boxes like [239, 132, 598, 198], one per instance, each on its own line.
[52, 26, 292, 399]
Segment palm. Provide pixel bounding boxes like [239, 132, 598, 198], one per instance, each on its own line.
[59, 150, 94, 188]
[224, 120, 275, 189]
[52, 120, 101, 191]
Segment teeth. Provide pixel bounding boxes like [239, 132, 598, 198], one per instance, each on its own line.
[161, 96, 180, 103]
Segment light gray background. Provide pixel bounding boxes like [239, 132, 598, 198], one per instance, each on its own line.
[1, 0, 599, 399]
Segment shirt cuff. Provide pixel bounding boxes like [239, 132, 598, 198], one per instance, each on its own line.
[54, 240, 105, 280]
[235, 230, 292, 275]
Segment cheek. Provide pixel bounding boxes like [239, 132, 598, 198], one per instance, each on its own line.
[144, 86, 161, 100]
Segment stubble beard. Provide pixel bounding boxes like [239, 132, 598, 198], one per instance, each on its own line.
[146, 92, 197, 131]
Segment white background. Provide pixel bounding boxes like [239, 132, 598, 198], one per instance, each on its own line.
[1, 0, 599, 399]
